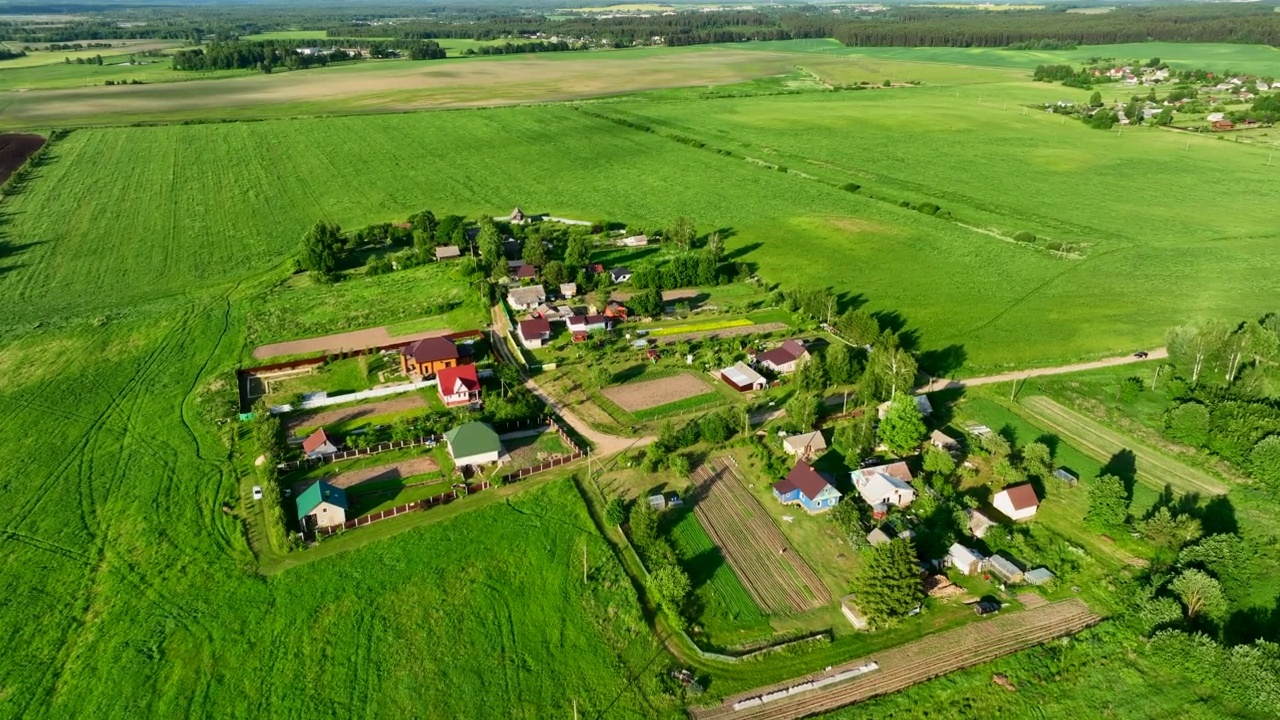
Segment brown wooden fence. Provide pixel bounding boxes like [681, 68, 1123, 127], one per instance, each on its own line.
[317, 480, 492, 537]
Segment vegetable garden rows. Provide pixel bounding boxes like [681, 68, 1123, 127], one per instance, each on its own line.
[690, 460, 830, 614]
[693, 598, 1102, 720]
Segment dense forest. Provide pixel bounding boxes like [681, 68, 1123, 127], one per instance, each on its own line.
[5, 3, 1280, 50]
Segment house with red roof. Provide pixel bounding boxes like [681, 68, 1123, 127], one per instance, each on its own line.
[772, 460, 842, 514]
[993, 483, 1040, 521]
[757, 339, 811, 374]
[400, 336, 460, 377]
[437, 364, 481, 408]
[518, 317, 552, 349]
[301, 428, 340, 459]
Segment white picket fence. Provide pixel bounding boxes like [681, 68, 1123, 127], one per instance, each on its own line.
[269, 379, 439, 414]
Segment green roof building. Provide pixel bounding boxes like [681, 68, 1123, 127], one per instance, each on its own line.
[444, 421, 503, 466]
[296, 480, 348, 529]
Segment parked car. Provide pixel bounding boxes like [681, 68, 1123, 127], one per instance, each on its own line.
[974, 601, 1001, 616]
[1134, 351, 1149, 359]
[252, 486, 263, 501]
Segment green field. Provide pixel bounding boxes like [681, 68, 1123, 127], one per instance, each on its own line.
[667, 508, 771, 645]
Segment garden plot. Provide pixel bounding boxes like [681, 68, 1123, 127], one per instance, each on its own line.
[602, 372, 715, 412]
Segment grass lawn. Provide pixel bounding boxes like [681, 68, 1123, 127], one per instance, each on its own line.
[348, 477, 452, 517]
[262, 354, 397, 404]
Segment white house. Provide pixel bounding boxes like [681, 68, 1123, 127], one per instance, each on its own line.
[993, 483, 1040, 521]
[756, 339, 809, 374]
[517, 317, 552, 349]
[948, 543, 985, 575]
[444, 422, 503, 466]
[507, 285, 547, 311]
[719, 362, 767, 392]
[850, 461, 915, 512]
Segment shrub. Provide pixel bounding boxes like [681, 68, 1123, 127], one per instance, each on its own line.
[1013, 230, 1037, 243]
[915, 202, 940, 216]
[840, 182, 862, 193]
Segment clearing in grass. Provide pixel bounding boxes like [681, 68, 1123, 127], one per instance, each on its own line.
[603, 371, 716, 412]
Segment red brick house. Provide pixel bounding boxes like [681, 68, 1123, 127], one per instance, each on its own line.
[437, 364, 481, 408]
[400, 337, 460, 377]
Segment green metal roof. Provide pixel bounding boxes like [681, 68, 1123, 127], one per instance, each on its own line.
[444, 421, 502, 459]
[296, 480, 348, 521]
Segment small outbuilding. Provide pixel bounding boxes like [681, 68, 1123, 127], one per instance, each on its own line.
[444, 421, 503, 467]
[609, 266, 633, 283]
[559, 282, 578, 298]
[866, 527, 894, 547]
[986, 554, 1024, 584]
[1053, 468, 1079, 487]
[301, 428, 340, 459]
[878, 394, 933, 419]
[720, 362, 767, 392]
[966, 508, 997, 539]
[1025, 567, 1056, 586]
[948, 543, 985, 576]
[993, 483, 1040, 521]
[930, 429, 960, 452]
[435, 245, 461, 261]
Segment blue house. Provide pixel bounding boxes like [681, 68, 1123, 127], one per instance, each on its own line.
[772, 460, 842, 514]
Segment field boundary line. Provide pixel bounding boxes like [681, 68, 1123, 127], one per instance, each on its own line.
[1018, 395, 1227, 496]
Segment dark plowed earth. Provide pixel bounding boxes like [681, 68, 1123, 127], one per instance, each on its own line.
[0, 134, 46, 184]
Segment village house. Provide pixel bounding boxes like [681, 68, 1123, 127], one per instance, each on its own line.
[618, 234, 649, 247]
[518, 317, 552, 349]
[772, 460, 842, 513]
[296, 480, 348, 530]
[507, 285, 547, 311]
[609, 266, 633, 283]
[559, 282, 577, 298]
[947, 543, 985, 575]
[513, 263, 538, 281]
[782, 430, 827, 459]
[719, 361, 767, 392]
[509, 206, 527, 224]
[604, 301, 629, 319]
[850, 461, 915, 515]
[966, 508, 997, 539]
[930, 429, 959, 452]
[444, 421, 503, 467]
[436, 364, 481, 408]
[301, 427, 339, 459]
[435, 245, 461, 261]
[757, 339, 810, 374]
[993, 483, 1040, 521]
[400, 336, 460, 377]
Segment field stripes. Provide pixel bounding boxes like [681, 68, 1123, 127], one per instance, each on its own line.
[690, 460, 830, 615]
[693, 598, 1101, 720]
[668, 510, 769, 630]
[1018, 395, 1228, 496]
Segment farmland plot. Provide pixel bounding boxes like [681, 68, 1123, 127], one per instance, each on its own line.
[603, 372, 715, 412]
[689, 460, 830, 614]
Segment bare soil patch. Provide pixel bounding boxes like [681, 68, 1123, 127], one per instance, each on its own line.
[0, 133, 45, 184]
[253, 325, 453, 359]
[328, 456, 440, 489]
[602, 372, 713, 412]
[286, 394, 426, 433]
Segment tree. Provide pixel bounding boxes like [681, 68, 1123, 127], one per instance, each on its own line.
[543, 259, 568, 286]
[668, 453, 691, 476]
[521, 236, 547, 268]
[793, 354, 827, 395]
[786, 392, 820, 432]
[853, 538, 924, 622]
[837, 309, 880, 346]
[667, 216, 695, 251]
[1166, 402, 1210, 447]
[1249, 435, 1280, 488]
[836, 412, 877, 462]
[704, 231, 724, 264]
[1139, 507, 1203, 550]
[1155, 106, 1174, 126]
[825, 342, 857, 385]
[648, 564, 691, 612]
[1020, 441, 1052, 479]
[1089, 90, 1103, 106]
[565, 234, 590, 271]
[628, 502, 659, 548]
[633, 286, 665, 318]
[864, 345, 917, 401]
[590, 365, 612, 388]
[921, 445, 956, 477]
[477, 220, 507, 281]
[878, 393, 927, 455]
[1167, 322, 1231, 386]
[605, 496, 628, 526]
[1087, 473, 1130, 529]
[300, 220, 343, 278]
[1169, 569, 1228, 621]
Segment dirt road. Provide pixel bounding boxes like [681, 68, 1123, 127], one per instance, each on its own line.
[920, 348, 1167, 393]
[523, 378, 654, 456]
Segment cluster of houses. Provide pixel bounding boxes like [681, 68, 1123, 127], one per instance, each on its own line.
[511, 289, 630, 349]
[295, 419, 505, 532]
[398, 336, 483, 408]
[718, 338, 812, 392]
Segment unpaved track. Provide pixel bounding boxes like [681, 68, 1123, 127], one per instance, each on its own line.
[693, 598, 1100, 720]
[253, 326, 454, 360]
[920, 348, 1167, 393]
